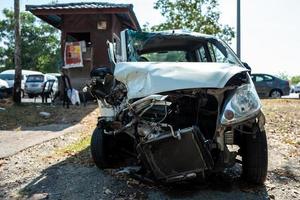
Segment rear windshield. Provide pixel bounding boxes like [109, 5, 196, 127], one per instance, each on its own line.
[26, 75, 44, 82]
[0, 74, 14, 80]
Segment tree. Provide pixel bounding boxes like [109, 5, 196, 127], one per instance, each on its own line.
[291, 76, 300, 85]
[150, 0, 234, 42]
[0, 9, 60, 73]
[13, 0, 21, 103]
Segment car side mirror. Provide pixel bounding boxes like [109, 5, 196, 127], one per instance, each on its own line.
[242, 62, 251, 74]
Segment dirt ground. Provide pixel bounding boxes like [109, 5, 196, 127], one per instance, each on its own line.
[0, 99, 299, 200]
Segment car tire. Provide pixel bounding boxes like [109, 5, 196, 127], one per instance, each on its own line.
[90, 127, 118, 169]
[269, 89, 282, 98]
[241, 129, 268, 185]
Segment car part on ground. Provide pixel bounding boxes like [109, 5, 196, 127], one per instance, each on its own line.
[87, 29, 268, 185]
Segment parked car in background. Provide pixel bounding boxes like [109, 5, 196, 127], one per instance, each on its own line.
[0, 78, 11, 98]
[251, 73, 290, 98]
[0, 79, 9, 89]
[293, 82, 300, 93]
[0, 70, 42, 97]
[290, 85, 295, 93]
[25, 74, 58, 98]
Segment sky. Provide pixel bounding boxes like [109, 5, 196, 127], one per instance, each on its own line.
[1, 0, 299, 76]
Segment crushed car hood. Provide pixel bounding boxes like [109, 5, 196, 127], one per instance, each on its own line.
[114, 62, 248, 99]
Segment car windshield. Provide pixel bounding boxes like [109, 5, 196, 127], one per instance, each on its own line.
[125, 30, 241, 66]
[26, 75, 44, 82]
[0, 74, 14, 80]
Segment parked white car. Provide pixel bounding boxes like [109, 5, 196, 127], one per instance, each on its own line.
[0, 70, 42, 96]
[293, 83, 300, 93]
[0, 78, 10, 98]
[0, 79, 9, 89]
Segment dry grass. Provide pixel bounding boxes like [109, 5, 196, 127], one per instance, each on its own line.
[0, 101, 98, 130]
[262, 99, 300, 146]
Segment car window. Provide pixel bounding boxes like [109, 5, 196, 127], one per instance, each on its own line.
[256, 76, 264, 82]
[0, 74, 14, 80]
[199, 46, 209, 62]
[26, 75, 44, 82]
[251, 75, 255, 82]
[207, 41, 237, 64]
[263, 75, 273, 81]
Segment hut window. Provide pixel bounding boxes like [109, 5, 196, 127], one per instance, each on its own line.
[66, 32, 91, 47]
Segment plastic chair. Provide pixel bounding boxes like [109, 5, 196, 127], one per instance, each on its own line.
[41, 79, 56, 103]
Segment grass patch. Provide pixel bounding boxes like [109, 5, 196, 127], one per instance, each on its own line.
[55, 135, 93, 166]
[58, 135, 91, 156]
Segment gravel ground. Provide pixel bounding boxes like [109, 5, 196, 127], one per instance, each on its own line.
[0, 99, 299, 200]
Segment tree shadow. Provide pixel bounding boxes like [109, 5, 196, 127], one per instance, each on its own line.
[17, 148, 269, 200]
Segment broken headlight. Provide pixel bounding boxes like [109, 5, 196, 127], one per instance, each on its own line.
[221, 82, 261, 125]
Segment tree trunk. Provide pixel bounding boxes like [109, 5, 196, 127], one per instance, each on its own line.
[13, 0, 22, 103]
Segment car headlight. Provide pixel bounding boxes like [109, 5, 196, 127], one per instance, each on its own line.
[221, 82, 261, 125]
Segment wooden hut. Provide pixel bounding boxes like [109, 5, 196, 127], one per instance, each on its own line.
[26, 2, 140, 89]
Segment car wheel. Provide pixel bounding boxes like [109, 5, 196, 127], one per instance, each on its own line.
[90, 127, 118, 169]
[269, 89, 282, 98]
[241, 129, 268, 185]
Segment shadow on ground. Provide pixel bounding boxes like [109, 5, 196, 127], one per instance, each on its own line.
[18, 147, 270, 200]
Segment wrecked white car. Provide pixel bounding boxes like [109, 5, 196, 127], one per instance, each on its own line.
[86, 29, 268, 184]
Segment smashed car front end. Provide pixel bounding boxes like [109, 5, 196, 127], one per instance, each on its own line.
[88, 29, 267, 184]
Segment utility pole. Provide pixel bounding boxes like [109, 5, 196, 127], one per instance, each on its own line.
[236, 0, 241, 59]
[13, 0, 21, 103]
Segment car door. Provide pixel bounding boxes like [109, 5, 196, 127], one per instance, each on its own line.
[252, 75, 269, 97]
[262, 75, 274, 95]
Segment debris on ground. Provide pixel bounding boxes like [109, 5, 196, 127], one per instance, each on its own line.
[39, 112, 51, 118]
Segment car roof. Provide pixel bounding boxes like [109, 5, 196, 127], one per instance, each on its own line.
[0, 69, 43, 75]
[27, 74, 44, 77]
[251, 73, 274, 77]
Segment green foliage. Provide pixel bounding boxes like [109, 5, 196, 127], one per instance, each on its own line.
[0, 9, 61, 73]
[291, 76, 300, 84]
[149, 0, 235, 42]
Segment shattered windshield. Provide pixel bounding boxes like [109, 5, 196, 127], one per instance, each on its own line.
[125, 30, 241, 66]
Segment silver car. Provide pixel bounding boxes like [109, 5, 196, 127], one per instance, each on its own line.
[25, 74, 57, 98]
